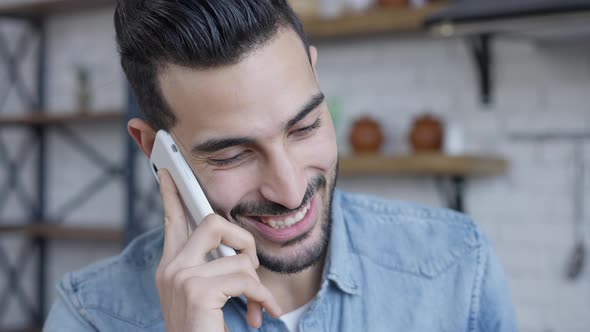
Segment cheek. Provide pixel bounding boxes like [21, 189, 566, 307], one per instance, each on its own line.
[297, 119, 338, 172]
[199, 169, 257, 216]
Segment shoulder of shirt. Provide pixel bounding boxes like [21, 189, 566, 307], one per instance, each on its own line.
[56, 226, 164, 328]
[337, 190, 485, 278]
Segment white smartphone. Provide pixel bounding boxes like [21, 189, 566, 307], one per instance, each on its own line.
[150, 130, 236, 259]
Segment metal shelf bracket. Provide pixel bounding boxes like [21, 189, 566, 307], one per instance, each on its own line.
[467, 33, 493, 106]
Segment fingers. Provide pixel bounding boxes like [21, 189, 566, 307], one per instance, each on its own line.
[247, 300, 263, 329]
[174, 254, 260, 282]
[190, 272, 281, 323]
[207, 273, 282, 318]
[157, 175, 257, 268]
[174, 214, 259, 267]
[173, 273, 281, 328]
[158, 169, 189, 265]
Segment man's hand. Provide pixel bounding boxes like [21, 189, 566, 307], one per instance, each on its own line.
[155, 169, 282, 331]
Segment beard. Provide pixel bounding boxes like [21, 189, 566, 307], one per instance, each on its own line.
[229, 162, 338, 274]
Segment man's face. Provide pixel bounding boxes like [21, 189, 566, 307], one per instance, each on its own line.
[158, 28, 338, 273]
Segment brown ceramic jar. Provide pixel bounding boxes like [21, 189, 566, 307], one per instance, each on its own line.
[349, 116, 384, 154]
[408, 114, 444, 152]
[378, 0, 409, 8]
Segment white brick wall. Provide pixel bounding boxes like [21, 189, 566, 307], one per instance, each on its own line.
[0, 4, 589, 331]
[324, 36, 590, 332]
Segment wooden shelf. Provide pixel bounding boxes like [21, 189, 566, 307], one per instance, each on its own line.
[0, 1, 447, 37]
[301, 2, 447, 39]
[0, 0, 113, 16]
[339, 153, 508, 176]
[0, 223, 123, 242]
[0, 110, 124, 126]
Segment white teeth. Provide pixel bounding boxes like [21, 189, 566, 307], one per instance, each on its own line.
[259, 203, 310, 229]
[294, 210, 304, 221]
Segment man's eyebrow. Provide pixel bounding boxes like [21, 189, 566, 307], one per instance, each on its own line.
[191, 92, 325, 155]
[191, 137, 256, 155]
[284, 92, 325, 130]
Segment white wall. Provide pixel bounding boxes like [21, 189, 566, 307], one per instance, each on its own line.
[318, 35, 590, 332]
[0, 4, 589, 331]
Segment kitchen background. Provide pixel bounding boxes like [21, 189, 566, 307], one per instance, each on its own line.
[0, 0, 589, 331]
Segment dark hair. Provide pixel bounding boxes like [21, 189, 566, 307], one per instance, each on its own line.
[114, 0, 310, 131]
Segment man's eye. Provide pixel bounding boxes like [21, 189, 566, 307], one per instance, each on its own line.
[293, 118, 322, 136]
[209, 152, 248, 166]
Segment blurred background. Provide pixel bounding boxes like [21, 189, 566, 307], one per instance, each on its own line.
[0, 0, 589, 331]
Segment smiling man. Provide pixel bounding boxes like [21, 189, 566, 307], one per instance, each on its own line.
[43, 1, 517, 331]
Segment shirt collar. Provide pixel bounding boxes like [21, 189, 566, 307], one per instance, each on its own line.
[323, 188, 361, 295]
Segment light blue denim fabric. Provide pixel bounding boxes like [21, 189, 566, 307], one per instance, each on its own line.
[44, 189, 517, 331]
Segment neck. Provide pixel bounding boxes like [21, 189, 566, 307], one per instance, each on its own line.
[257, 255, 326, 313]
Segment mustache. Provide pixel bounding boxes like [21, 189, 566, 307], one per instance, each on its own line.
[230, 175, 326, 219]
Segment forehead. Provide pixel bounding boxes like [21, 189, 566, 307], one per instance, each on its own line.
[158, 28, 318, 141]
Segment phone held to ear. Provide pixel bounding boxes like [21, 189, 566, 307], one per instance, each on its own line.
[150, 130, 237, 259]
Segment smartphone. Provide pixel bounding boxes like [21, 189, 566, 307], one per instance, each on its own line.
[150, 130, 236, 259]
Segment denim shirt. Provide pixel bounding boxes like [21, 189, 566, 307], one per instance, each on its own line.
[44, 189, 517, 331]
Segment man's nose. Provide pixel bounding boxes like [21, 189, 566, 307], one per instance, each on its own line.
[259, 149, 307, 210]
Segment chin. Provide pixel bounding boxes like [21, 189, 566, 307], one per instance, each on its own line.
[257, 165, 337, 274]
[258, 219, 330, 274]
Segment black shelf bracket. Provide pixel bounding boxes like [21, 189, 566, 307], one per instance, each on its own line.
[435, 176, 466, 213]
[467, 33, 493, 106]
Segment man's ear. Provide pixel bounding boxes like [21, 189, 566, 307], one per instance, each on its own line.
[310, 45, 318, 70]
[127, 118, 157, 158]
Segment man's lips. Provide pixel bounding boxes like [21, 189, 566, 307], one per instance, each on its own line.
[240, 194, 318, 243]
[248, 200, 310, 227]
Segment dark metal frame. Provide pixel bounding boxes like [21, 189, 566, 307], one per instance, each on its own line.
[51, 125, 126, 221]
[0, 17, 46, 328]
[0, 14, 144, 329]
